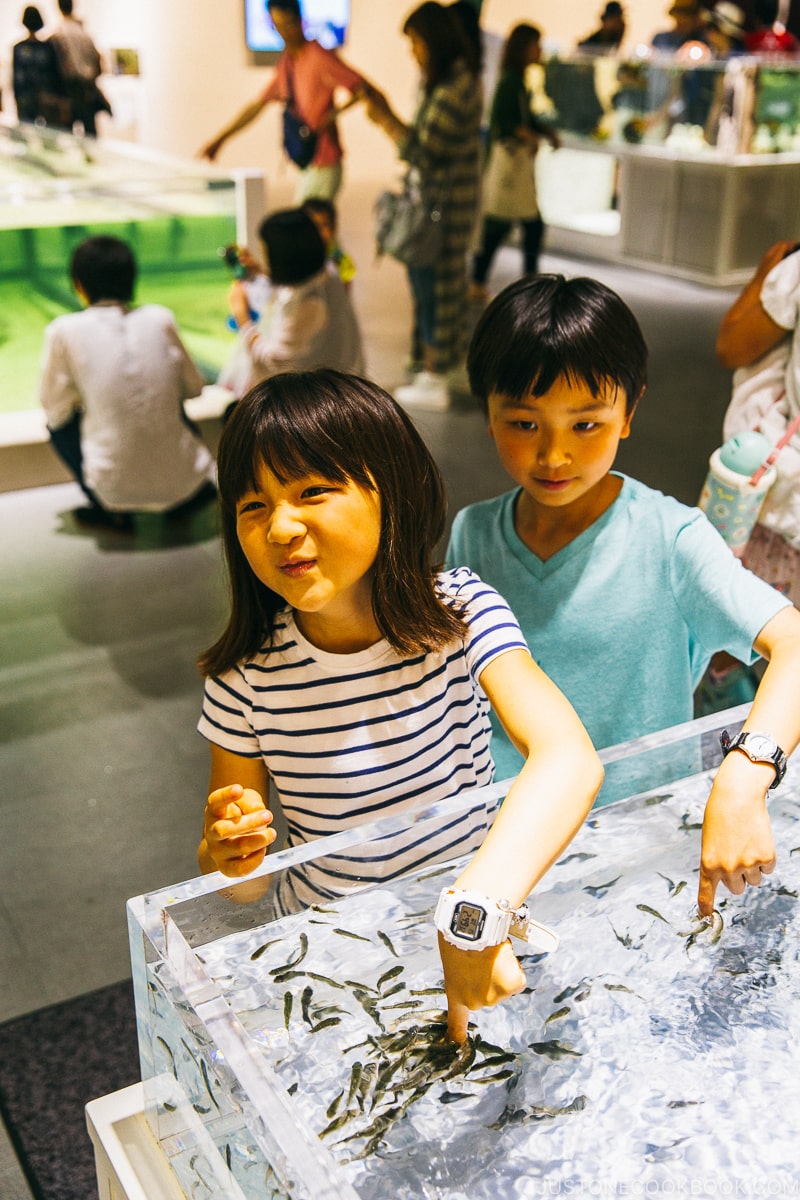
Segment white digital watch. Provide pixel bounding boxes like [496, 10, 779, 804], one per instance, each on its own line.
[434, 888, 559, 953]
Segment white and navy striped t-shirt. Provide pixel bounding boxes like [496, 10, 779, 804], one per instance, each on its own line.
[198, 568, 527, 895]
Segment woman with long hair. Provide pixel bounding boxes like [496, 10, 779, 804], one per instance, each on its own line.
[366, 2, 482, 410]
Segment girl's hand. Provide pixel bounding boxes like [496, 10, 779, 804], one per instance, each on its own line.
[202, 783, 275, 876]
[438, 935, 526, 1043]
[228, 280, 252, 330]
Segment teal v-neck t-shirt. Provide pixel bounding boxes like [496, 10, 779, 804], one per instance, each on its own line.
[446, 474, 789, 782]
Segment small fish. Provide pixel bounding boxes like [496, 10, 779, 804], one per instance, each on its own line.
[553, 981, 590, 1004]
[300, 985, 314, 1026]
[155, 1036, 178, 1080]
[380, 982, 406, 1000]
[643, 792, 672, 807]
[583, 876, 622, 898]
[681, 910, 724, 950]
[604, 983, 636, 995]
[332, 928, 373, 943]
[305, 971, 347, 989]
[200, 1058, 221, 1110]
[346, 1061, 363, 1108]
[376, 965, 404, 991]
[471, 1067, 516, 1084]
[529, 1039, 583, 1060]
[636, 903, 670, 923]
[489, 1094, 588, 1129]
[269, 933, 309, 976]
[410, 986, 446, 997]
[545, 1006, 570, 1025]
[192, 1103, 212, 1114]
[558, 851, 596, 865]
[283, 991, 293, 1031]
[377, 930, 400, 957]
[667, 1100, 702, 1109]
[344, 979, 378, 993]
[656, 872, 687, 896]
[326, 1089, 344, 1119]
[309, 1016, 342, 1034]
[250, 937, 282, 961]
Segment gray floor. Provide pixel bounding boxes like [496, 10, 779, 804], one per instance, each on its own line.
[0, 180, 739, 1199]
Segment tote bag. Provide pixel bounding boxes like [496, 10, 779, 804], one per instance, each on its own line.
[482, 138, 538, 222]
[374, 171, 444, 268]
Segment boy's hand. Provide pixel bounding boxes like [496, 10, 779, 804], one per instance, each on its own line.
[438, 935, 526, 1043]
[697, 782, 776, 916]
[203, 783, 274, 877]
[228, 281, 253, 330]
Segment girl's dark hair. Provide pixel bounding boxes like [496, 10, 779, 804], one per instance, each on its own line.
[258, 208, 326, 286]
[468, 275, 648, 415]
[403, 2, 470, 91]
[267, 0, 302, 19]
[449, 2, 483, 75]
[199, 370, 466, 677]
[70, 235, 137, 304]
[501, 23, 541, 73]
[22, 5, 44, 34]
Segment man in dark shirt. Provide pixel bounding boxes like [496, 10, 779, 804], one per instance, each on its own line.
[578, 2, 626, 53]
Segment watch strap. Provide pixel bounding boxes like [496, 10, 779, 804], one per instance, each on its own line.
[720, 729, 788, 790]
[436, 889, 559, 952]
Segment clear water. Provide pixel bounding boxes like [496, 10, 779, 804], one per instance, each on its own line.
[140, 766, 800, 1198]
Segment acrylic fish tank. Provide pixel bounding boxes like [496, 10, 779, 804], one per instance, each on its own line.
[127, 705, 800, 1199]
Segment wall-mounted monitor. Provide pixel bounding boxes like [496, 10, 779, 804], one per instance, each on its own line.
[245, 0, 350, 53]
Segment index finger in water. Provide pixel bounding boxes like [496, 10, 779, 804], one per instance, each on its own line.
[696, 868, 717, 918]
[446, 1000, 469, 1045]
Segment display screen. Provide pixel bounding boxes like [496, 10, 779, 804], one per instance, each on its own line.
[245, 0, 350, 52]
[451, 902, 485, 941]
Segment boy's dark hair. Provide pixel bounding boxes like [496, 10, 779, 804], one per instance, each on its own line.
[468, 275, 648, 415]
[199, 370, 466, 677]
[70, 235, 137, 304]
[267, 0, 302, 20]
[501, 24, 542, 73]
[403, 2, 470, 91]
[302, 196, 337, 228]
[258, 208, 326, 285]
[23, 5, 44, 34]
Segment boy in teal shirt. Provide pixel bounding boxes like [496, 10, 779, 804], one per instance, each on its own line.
[446, 274, 800, 917]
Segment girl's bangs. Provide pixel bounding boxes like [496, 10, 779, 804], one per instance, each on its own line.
[221, 392, 373, 504]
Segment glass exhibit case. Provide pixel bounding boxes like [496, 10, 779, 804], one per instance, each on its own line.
[0, 121, 265, 420]
[532, 55, 800, 285]
[127, 705, 800, 1198]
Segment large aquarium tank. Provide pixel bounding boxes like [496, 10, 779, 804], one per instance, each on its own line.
[127, 705, 799, 1198]
[0, 122, 259, 417]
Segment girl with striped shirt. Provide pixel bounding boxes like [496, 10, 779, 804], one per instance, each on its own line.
[197, 369, 602, 1040]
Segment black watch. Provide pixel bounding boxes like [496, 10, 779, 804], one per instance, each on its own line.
[720, 729, 788, 790]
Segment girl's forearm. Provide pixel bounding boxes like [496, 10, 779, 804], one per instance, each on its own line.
[453, 744, 603, 906]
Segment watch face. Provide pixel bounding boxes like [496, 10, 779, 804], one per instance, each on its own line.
[450, 901, 486, 942]
[744, 734, 776, 759]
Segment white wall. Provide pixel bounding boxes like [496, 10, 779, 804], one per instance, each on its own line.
[1, 0, 670, 181]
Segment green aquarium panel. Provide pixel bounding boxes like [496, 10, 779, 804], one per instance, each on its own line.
[0, 123, 243, 415]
